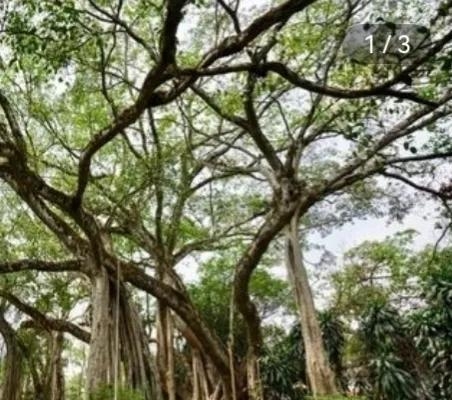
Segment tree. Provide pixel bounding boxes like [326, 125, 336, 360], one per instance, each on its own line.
[410, 250, 452, 399]
[332, 236, 452, 399]
[0, 0, 451, 399]
[0, 305, 24, 400]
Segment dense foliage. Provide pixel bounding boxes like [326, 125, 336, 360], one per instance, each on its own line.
[0, 0, 450, 399]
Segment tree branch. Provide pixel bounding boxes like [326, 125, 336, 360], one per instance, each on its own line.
[73, 0, 188, 207]
[0, 291, 90, 343]
[0, 259, 82, 274]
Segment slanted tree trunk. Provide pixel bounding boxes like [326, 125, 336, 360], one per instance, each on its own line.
[285, 215, 338, 397]
[0, 310, 24, 400]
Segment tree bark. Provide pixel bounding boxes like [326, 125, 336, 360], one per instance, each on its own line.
[119, 290, 163, 400]
[245, 348, 264, 400]
[86, 267, 114, 397]
[191, 350, 201, 400]
[191, 349, 214, 400]
[0, 310, 24, 400]
[285, 215, 338, 397]
[86, 264, 162, 399]
[157, 302, 176, 400]
[155, 265, 178, 400]
[49, 332, 65, 400]
[166, 313, 176, 400]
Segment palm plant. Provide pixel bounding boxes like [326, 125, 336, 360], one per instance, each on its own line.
[319, 311, 346, 389]
[358, 303, 419, 400]
[410, 268, 452, 399]
[261, 333, 306, 400]
[261, 311, 345, 399]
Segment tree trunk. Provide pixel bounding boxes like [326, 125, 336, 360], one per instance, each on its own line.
[49, 332, 65, 400]
[175, 316, 234, 400]
[245, 348, 264, 400]
[191, 350, 201, 400]
[0, 310, 24, 400]
[86, 264, 162, 399]
[156, 265, 177, 400]
[86, 267, 115, 397]
[119, 291, 163, 400]
[285, 216, 338, 397]
[191, 349, 214, 400]
[157, 302, 176, 400]
[166, 311, 176, 400]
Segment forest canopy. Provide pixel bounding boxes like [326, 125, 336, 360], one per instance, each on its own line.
[0, 0, 451, 400]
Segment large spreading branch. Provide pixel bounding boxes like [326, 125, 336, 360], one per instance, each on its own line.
[231, 88, 452, 356]
[321, 90, 452, 195]
[0, 90, 26, 154]
[381, 171, 450, 199]
[73, 0, 188, 207]
[0, 1, 450, 396]
[0, 291, 90, 343]
[1, 136, 232, 379]
[73, 0, 320, 207]
[0, 259, 82, 274]
[178, 28, 452, 107]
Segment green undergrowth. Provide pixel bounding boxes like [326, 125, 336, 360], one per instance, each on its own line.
[90, 386, 145, 400]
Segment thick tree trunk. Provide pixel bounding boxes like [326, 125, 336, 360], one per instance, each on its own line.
[245, 349, 264, 400]
[86, 267, 114, 397]
[191, 349, 214, 400]
[191, 350, 201, 400]
[119, 291, 162, 400]
[86, 264, 161, 399]
[285, 216, 338, 397]
[166, 311, 176, 400]
[156, 266, 177, 400]
[0, 311, 24, 400]
[157, 302, 176, 400]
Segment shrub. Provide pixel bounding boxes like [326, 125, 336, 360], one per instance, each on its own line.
[90, 386, 145, 400]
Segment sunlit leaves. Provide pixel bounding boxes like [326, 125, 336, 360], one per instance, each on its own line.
[4, 0, 84, 74]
